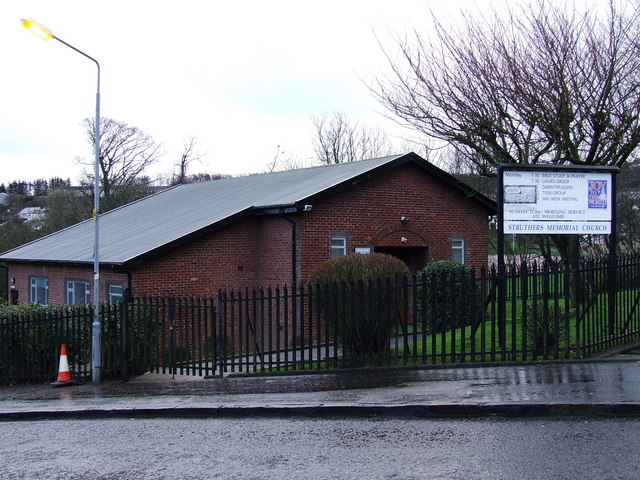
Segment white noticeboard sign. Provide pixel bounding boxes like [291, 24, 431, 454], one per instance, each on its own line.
[503, 169, 613, 234]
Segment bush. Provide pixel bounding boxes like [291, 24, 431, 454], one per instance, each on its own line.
[416, 260, 479, 334]
[525, 301, 566, 356]
[0, 301, 163, 383]
[309, 253, 409, 365]
[0, 303, 92, 384]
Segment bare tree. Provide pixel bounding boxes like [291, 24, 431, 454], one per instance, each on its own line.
[80, 117, 164, 198]
[263, 145, 311, 173]
[172, 135, 206, 185]
[373, 0, 640, 266]
[312, 112, 396, 164]
[264, 145, 286, 173]
[616, 163, 640, 248]
[373, 1, 640, 175]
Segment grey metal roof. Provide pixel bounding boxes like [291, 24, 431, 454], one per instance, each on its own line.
[0, 153, 495, 267]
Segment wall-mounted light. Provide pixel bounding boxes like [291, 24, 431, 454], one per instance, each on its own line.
[400, 237, 408, 243]
[400, 216, 410, 224]
[303, 205, 313, 212]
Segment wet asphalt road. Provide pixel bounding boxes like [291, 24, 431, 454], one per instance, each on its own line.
[1, 416, 639, 480]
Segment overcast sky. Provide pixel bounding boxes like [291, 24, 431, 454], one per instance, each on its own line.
[1, 0, 480, 186]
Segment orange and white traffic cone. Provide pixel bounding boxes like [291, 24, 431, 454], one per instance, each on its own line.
[50, 344, 75, 387]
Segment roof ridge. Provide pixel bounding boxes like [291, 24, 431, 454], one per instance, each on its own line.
[195, 153, 407, 185]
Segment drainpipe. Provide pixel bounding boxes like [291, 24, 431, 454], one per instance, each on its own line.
[279, 213, 297, 287]
[280, 213, 299, 347]
[0, 264, 7, 303]
[112, 266, 134, 300]
[124, 270, 133, 301]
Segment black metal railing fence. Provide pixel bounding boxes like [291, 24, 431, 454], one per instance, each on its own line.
[0, 303, 121, 384]
[216, 253, 640, 373]
[2, 253, 640, 384]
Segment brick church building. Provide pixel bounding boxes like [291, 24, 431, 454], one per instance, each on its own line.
[1, 153, 496, 305]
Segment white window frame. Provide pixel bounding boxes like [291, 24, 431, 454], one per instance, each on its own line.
[451, 237, 466, 265]
[108, 283, 124, 304]
[29, 277, 48, 305]
[330, 235, 348, 259]
[66, 280, 90, 305]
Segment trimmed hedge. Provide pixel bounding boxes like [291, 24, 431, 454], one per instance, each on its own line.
[309, 253, 409, 364]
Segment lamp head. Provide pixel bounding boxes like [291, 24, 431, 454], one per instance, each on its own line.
[21, 18, 54, 41]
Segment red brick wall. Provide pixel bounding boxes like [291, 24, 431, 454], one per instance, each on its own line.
[256, 216, 296, 287]
[6, 162, 491, 303]
[131, 216, 298, 296]
[6, 263, 128, 305]
[132, 219, 260, 296]
[297, 163, 490, 281]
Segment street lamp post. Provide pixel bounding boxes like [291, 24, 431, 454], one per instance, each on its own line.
[21, 18, 102, 384]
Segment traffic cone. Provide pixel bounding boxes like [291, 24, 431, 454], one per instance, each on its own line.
[50, 344, 75, 387]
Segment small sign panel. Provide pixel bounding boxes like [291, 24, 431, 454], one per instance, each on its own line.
[504, 185, 537, 204]
[587, 180, 608, 209]
[503, 169, 613, 234]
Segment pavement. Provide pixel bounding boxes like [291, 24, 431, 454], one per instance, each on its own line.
[2, 344, 640, 420]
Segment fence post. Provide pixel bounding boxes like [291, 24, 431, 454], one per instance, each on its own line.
[169, 297, 176, 378]
[521, 262, 529, 361]
[217, 290, 227, 375]
[608, 254, 618, 338]
[120, 295, 129, 381]
[608, 168, 618, 338]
